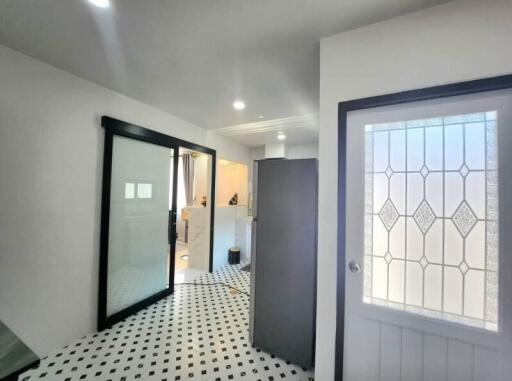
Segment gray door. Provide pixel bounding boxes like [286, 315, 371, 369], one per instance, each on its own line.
[252, 159, 317, 369]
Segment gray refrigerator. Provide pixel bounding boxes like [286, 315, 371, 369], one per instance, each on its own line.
[250, 158, 317, 369]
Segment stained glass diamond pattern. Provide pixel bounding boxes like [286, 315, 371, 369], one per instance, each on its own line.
[364, 112, 499, 332]
[420, 165, 429, 178]
[379, 199, 399, 231]
[413, 200, 436, 234]
[452, 201, 477, 237]
[459, 261, 469, 275]
[459, 164, 470, 178]
[419, 256, 429, 269]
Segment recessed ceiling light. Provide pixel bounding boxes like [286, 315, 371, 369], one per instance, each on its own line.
[258, 115, 264, 119]
[277, 133, 286, 141]
[233, 100, 246, 110]
[87, 0, 110, 8]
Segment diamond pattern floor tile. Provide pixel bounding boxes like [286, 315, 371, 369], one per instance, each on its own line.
[19, 263, 314, 381]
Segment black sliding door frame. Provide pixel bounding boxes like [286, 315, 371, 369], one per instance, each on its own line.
[98, 116, 216, 331]
[335, 74, 512, 380]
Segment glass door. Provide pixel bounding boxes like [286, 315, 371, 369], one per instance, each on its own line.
[105, 134, 177, 319]
[98, 117, 216, 330]
[342, 88, 512, 381]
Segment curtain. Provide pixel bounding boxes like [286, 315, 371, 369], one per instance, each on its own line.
[176, 157, 187, 242]
[182, 153, 194, 206]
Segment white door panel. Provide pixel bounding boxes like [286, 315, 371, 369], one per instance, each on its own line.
[344, 89, 512, 381]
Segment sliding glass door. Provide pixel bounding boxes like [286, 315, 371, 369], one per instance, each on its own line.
[107, 135, 174, 316]
[98, 117, 215, 330]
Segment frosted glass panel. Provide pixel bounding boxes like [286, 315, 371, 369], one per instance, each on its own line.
[363, 111, 499, 331]
[125, 182, 135, 199]
[107, 136, 172, 316]
[137, 183, 153, 199]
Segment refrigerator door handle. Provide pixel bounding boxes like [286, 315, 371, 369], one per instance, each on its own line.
[249, 218, 257, 343]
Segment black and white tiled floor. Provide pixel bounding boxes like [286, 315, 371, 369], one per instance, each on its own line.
[20, 264, 314, 381]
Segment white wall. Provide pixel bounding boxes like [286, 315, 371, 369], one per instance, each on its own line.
[250, 143, 318, 162]
[206, 131, 251, 268]
[317, 0, 512, 379]
[0, 44, 249, 356]
[250, 146, 265, 162]
[264, 143, 287, 158]
[216, 160, 249, 207]
[207, 130, 251, 166]
[193, 154, 210, 206]
[286, 143, 318, 159]
[212, 206, 248, 270]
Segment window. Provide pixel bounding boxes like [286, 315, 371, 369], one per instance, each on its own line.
[125, 182, 135, 199]
[137, 183, 153, 199]
[363, 111, 499, 331]
[124, 182, 153, 200]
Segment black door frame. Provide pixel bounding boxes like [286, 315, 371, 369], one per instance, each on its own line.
[335, 74, 512, 380]
[98, 116, 217, 331]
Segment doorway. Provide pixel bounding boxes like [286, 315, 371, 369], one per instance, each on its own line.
[98, 116, 216, 330]
[170, 147, 213, 284]
[336, 75, 512, 380]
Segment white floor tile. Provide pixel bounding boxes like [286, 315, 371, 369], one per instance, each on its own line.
[20, 263, 314, 381]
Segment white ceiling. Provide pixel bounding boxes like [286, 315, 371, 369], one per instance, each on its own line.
[0, 0, 450, 145]
[215, 114, 319, 147]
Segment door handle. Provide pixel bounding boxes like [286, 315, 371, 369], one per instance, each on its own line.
[348, 261, 360, 273]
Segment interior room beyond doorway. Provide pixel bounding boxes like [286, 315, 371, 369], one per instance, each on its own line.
[170, 147, 212, 284]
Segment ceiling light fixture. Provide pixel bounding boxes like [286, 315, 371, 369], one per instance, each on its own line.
[277, 133, 286, 141]
[87, 0, 110, 8]
[233, 100, 246, 110]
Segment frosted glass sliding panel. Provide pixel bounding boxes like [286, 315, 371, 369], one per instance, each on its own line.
[363, 112, 499, 331]
[107, 135, 172, 316]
